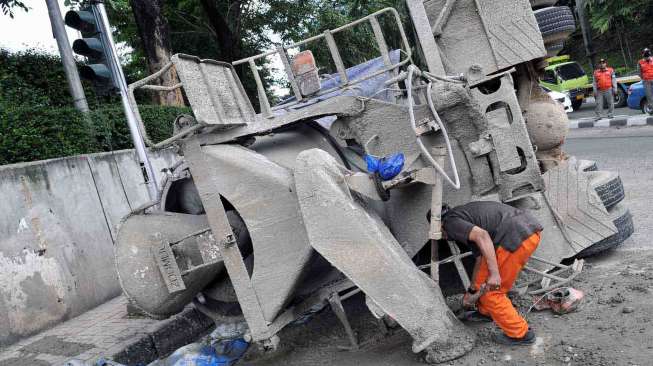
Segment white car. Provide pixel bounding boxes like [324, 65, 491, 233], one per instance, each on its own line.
[542, 86, 573, 113]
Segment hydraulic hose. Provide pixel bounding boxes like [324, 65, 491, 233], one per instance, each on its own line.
[406, 66, 461, 190]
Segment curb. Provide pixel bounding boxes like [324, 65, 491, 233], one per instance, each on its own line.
[109, 307, 214, 365]
[569, 115, 653, 129]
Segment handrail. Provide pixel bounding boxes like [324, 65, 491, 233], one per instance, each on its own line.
[233, 7, 412, 114]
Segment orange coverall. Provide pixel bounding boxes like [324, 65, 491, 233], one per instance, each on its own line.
[473, 232, 541, 338]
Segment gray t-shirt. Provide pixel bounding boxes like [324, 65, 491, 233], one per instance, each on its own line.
[442, 201, 543, 256]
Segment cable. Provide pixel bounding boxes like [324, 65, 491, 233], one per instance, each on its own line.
[306, 121, 353, 170]
[405, 66, 461, 190]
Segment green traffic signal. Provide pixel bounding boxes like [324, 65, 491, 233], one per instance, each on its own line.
[64, 10, 96, 33]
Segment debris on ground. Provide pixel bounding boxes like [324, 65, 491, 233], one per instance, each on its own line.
[532, 287, 585, 314]
[64, 321, 250, 366]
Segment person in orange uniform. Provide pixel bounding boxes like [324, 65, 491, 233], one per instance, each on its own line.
[593, 58, 617, 120]
[638, 48, 653, 113]
[441, 201, 542, 345]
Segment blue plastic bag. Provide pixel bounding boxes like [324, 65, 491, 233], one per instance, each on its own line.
[365, 153, 405, 181]
[147, 339, 249, 366]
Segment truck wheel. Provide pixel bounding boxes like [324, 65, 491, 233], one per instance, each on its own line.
[614, 87, 627, 108]
[545, 40, 565, 57]
[575, 203, 634, 258]
[591, 171, 626, 211]
[571, 98, 583, 111]
[534, 6, 576, 44]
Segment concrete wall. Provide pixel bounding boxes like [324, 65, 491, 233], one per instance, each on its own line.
[0, 150, 179, 346]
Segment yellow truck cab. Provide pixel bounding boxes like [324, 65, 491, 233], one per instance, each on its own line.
[540, 55, 589, 110]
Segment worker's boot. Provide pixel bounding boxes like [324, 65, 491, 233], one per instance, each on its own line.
[494, 329, 536, 346]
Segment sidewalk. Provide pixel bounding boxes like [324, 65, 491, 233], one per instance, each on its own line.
[0, 297, 213, 366]
[569, 114, 653, 129]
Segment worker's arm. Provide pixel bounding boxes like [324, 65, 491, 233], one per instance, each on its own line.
[470, 256, 482, 287]
[592, 80, 598, 96]
[469, 226, 501, 289]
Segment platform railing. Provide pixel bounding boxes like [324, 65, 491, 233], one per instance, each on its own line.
[232, 7, 412, 117]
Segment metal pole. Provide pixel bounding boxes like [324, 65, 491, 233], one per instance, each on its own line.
[92, 1, 159, 200]
[405, 0, 446, 75]
[576, 0, 596, 70]
[45, 0, 89, 113]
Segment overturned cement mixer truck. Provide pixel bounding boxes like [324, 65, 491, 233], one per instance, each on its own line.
[116, 0, 633, 363]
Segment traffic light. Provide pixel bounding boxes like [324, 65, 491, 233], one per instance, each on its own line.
[64, 9, 115, 93]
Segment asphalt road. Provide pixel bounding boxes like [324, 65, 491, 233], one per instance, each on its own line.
[568, 96, 642, 120]
[565, 125, 653, 251]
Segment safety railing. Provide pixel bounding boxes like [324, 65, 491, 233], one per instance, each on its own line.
[232, 7, 412, 117]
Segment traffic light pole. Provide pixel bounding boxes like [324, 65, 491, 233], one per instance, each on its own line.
[92, 1, 160, 201]
[46, 0, 90, 113]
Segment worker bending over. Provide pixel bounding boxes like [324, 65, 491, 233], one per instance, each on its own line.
[441, 201, 542, 345]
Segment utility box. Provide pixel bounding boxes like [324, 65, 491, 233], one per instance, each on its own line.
[424, 0, 546, 75]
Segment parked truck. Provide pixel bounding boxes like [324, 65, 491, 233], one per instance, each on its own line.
[541, 55, 642, 110]
[115, 0, 632, 363]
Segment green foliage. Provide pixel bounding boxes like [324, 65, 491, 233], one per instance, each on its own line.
[0, 0, 28, 18]
[0, 104, 187, 165]
[1, 48, 79, 108]
[586, 0, 650, 34]
[0, 48, 122, 109]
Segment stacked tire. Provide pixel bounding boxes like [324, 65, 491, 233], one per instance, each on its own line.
[575, 160, 634, 257]
[531, 1, 576, 57]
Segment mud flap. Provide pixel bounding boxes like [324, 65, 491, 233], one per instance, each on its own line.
[294, 149, 475, 359]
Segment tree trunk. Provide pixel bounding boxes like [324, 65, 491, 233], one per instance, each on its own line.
[129, 0, 183, 106]
[199, 0, 242, 62]
[615, 22, 629, 69]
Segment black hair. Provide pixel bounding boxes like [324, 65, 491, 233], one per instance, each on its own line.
[441, 204, 451, 217]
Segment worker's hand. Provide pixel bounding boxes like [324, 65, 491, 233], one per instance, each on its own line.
[462, 292, 477, 310]
[487, 272, 501, 291]
[613, 88, 618, 95]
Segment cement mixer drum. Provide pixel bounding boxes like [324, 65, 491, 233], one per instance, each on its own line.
[115, 211, 224, 318]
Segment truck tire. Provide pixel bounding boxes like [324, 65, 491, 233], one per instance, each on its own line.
[575, 204, 634, 258]
[614, 87, 627, 108]
[545, 40, 565, 57]
[571, 98, 583, 111]
[591, 172, 626, 211]
[534, 6, 576, 44]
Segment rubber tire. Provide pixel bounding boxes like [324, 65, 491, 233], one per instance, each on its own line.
[614, 87, 627, 108]
[591, 173, 626, 211]
[545, 40, 565, 57]
[640, 98, 653, 115]
[571, 98, 583, 111]
[575, 205, 634, 258]
[534, 6, 576, 44]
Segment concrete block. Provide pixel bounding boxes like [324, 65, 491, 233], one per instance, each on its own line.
[0, 156, 120, 346]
